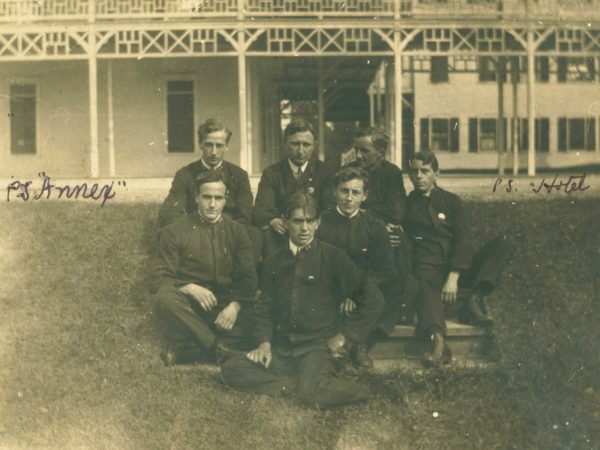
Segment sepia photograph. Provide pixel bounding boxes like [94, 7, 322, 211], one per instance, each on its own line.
[1, 0, 599, 448]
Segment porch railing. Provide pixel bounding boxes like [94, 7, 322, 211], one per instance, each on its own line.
[0, 0, 599, 23]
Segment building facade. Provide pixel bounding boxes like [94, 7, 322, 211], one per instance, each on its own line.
[1, 0, 599, 179]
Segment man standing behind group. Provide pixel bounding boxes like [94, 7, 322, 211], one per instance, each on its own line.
[252, 119, 334, 256]
[151, 171, 257, 365]
[158, 118, 253, 229]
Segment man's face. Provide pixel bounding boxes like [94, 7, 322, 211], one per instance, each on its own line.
[196, 181, 227, 221]
[285, 208, 320, 247]
[354, 136, 383, 170]
[200, 130, 228, 167]
[335, 178, 367, 216]
[409, 159, 438, 195]
[286, 131, 315, 167]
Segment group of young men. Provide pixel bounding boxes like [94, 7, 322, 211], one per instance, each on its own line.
[149, 118, 514, 409]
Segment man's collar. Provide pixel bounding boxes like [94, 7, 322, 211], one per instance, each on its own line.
[195, 212, 223, 224]
[336, 206, 360, 219]
[288, 159, 309, 174]
[201, 158, 223, 171]
[289, 238, 314, 256]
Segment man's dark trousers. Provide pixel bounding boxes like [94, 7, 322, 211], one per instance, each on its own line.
[156, 285, 255, 355]
[412, 236, 515, 336]
[221, 348, 370, 409]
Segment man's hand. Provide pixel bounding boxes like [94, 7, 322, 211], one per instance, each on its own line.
[386, 223, 403, 248]
[247, 342, 272, 368]
[327, 332, 348, 359]
[215, 301, 241, 331]
[441, 271, 460, 304]
[340, 298, 356, 316]
[180, 284, 218, 311]
[270, 217, 287, 235]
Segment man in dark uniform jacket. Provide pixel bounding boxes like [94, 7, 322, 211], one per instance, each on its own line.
[222, 193, 383, 409]
[317, 166, 401, 368]
[252, 119, 334, 256]
[151, 171, 258, 365]
[404, 151, 515, 366]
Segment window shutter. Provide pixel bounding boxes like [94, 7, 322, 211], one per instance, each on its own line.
[540, 118, 550, 153]
[586, 118, 596, 151]
[420, 118, 429, 151]
[557, 58, 567, 83]
[469, 118, 478, 153]
[558, 118, 567, 152]
[450, 118, 459, 153]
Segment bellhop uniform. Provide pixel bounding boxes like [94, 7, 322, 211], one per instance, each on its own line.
[404, 186, 514, 336]
[252, 159, 335, 256]
[317, 209, 402, 335]
[221, 239, 383, 409]
[151, 213, 258, 354]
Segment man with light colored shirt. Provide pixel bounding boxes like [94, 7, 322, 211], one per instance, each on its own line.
[252, 119, 335, 256]
[151, 171, 257, 365]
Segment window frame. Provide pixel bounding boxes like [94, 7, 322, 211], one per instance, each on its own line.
[558, 117, 596, 152]
[8, 80, 40, 156]
[162, 75, 198, 156]
[420, 117, 459, 152]
[557, 57, 596, 83]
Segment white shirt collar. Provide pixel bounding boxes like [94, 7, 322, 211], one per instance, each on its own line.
[288, 159, 309, 175]
[201, 158, 223, 171]
[336, 206, 360, 219]
[289, 238, 313, 256]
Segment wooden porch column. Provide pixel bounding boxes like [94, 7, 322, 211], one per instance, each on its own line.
[369, 88, 375, 126]
[237, 31, 251, 174]
[527, 29, 536, 176]
[88, 30, 99, 178]
[393, 31, 403, 168]
[107, 60, 115, 177]
[512, 59, 519, 176]
[317, 58, 325, 161]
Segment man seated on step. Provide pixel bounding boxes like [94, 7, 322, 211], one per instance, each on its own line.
[403, 151, 515, 367]
[150, 171, 258, 365]
[158, 119, 262, 263]
[316, 166, 403, 369]
[221, 193, 384, 409]
[252, 118, 335, 257]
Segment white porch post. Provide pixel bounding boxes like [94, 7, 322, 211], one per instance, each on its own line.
[317, 58, 325, 161]
[527, 29, 536, 176]
[88, 25, 99, 177]
[107, 60, 115, 177]
[237, 31, 251, 174]
[393, 31, 403, 168]
[369, 88, 375, 126]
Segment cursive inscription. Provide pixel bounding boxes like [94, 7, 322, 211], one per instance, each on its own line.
[6, 172, 126, 207]
[492, 174, 590, 194]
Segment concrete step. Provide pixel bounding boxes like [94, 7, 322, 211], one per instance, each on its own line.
[371, 320, 500, 363]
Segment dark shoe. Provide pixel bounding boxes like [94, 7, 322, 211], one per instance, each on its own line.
[423, 333, 452, 367]
[465, 294, 493, 326]
[351, 344, 374, 369]
[160, 344, 204, 367]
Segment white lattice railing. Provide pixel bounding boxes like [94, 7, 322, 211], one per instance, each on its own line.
[1, 0, 599, 22]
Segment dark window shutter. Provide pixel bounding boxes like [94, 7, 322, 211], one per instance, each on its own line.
[520, 118, 528, 151]
[537, 57, 549, 82]
[469, 118, 478, 153]
[420, 118, 430, 151]
[557, 58, 567, 83]
[450, 118, 459, 153]
[540, 118, 550, 152]
[586, 118, 596, 151]
[430, 56, 449, 83]
[558, 118, 567, 152]
[587, 57, 596, 81]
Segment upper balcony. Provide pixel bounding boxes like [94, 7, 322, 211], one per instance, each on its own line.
[0, 0, 599, 24]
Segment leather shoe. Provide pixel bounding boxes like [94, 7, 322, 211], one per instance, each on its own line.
[160, 345, 204, 367]
[351, 344, 374, 369]
[465, 294, 493, 326]
[423, 333, 452, 367]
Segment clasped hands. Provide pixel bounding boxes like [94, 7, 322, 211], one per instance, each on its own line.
[179, 283, 240, 331]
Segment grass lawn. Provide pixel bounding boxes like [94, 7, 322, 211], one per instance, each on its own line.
[1, 198, 599, 449]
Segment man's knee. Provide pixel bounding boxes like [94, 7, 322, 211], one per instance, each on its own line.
[155, 285, 189, 316]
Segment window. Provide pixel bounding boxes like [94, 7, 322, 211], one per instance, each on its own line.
[536, 57, 550, 82]
[517, 118, 550, 152]
[478, 57, 507, 82]
[558, 118, 596, 151]
[10, 83, 36, 154]
[420, 118, 459, 152]
[430, 56, 449, 83]
[468, 118, 508, 152]
[167, 80, 195, 153]
[557, 57, 596, 82]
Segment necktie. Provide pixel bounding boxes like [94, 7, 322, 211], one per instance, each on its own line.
[295, 166, 302, 179]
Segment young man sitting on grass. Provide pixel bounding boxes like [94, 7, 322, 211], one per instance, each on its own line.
[150, 171, 258, 366]
[221, 193, 384, 409]
[316, 166, 402, 369]
[404, 151, 515, 366]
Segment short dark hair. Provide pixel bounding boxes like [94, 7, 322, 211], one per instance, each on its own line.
[410, 151, 440, 172]
[283, 118, 316, 143]
[194, 170, 228, 195]
[354, 127, 389, 155]
[197, 119, 232, 144]
[334, 166, 369, 193]
[283, 192, 319, 220]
